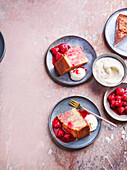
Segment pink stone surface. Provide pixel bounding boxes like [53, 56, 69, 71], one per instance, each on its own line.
[0, 0, 127, 169]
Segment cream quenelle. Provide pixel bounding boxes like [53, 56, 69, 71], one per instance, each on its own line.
[70, 67, 87, 81]
[85, 114, 98, 132]
[93, 57, 124, 86]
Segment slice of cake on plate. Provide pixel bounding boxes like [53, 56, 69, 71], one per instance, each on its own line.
[55, 46, 88, 76]
[114, 14, 127, 45]
[57, 108, 90, 140]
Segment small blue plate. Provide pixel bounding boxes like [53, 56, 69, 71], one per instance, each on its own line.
[49, 96, 102, 149]
[0, 32, 5, 62]
[45, 35, 96, 86]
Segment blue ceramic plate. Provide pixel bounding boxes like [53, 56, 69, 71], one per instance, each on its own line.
[104, 8, 127, 57]
[0, 32, 5, 62]
[49, 96, 102, 149]
[45, 35, 96, 86]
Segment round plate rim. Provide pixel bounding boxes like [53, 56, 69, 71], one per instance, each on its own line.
[49, 95, 102, 149]
[103, 83, 127, 121]
[92, 53, 127, 87]
[104, 8, 127, 57]
[45, 35, 97, 86]
[0, 31, 6, 62]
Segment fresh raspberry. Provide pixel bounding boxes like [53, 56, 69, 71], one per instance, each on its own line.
[108, 94, 115, 101]
[64, 133, 71, 141]
[121, 94, 127, 102]
[67, 44, 71, 49]
[115, 95, 122, 100]
[122, 101, 127, 106]
[59, 43, 69, 53]
[53, 119, 61, 128]
[51, 47, 59, 55]
[115, 99, 122, 107]
[117, 107, 125, 115]
[116, 87, 124, 96]
[110, 100, 116, 108]
[57, 129, 64, 138]
[125, 106, 127, 113]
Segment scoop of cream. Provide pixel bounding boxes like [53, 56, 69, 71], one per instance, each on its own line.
[93, 57, 124, 86]
[85, 114, 98, 132]
[70, 67, 86, 81]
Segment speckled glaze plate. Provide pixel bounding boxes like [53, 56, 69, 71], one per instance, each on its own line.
[104, 83, 127, 121]
[45, 35, 97, 86]
[0, 32, 5, 62]
[104, 8, 127, 57]
[49, 96, 102, 149]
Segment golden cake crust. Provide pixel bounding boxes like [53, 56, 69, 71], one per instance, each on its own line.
[57, 108, 90, 140]
[114, 14, 127, 45]
[55, 46, 88, 76]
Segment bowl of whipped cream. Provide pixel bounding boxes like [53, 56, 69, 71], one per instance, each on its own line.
[92, 53, 127, 87]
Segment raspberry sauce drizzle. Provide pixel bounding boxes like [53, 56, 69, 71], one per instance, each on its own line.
[52, 117, 76, 143]
[79, 110, 89, 118]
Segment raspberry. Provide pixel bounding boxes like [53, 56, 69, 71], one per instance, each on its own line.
[117, 107, 125, 115]
[53, 119, 61, 128]
[115, 95, 121, 100]
[121, 94, 127, 102]
[51, 47, 59, 55]
[115, 99, 122, 107]
[58, 43, 69, 53]
[125, 106, 127, 113]
[116, 87, 124, 96]
[57, 129, 64, 138]
[122, 101, 127, 106]
[67, 44, 71, 49]
[108, 94, 115, 101]
[64, 133, 71, 141]
[110, 100, 116, 108]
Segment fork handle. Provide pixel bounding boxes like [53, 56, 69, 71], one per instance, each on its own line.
[81, 106, 117, 127]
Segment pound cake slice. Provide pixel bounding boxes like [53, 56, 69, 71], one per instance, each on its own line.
[55, 46, 88, 76]
[57, 108, 90, 140]
[114, 14, 127, 45]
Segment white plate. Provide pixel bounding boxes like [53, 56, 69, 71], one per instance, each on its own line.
[104, 8, 127, 57]
[104, 83, 127, 121]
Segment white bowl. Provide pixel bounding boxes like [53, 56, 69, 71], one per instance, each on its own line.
[92, 53, 127, 87]
[104, 83, 127, 121]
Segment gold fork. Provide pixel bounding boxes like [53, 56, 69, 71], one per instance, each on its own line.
[69, 99, 117, 127]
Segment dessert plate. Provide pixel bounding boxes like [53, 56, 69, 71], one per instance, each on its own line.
[104, 8, 127, 57]
[104, 83, 127, 121]
[45, 35, 96, 86]
[49, 96, 102, 149]
[0, 32, 5, 62]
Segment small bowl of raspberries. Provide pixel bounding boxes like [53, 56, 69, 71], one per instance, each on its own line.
[104, 83, 127, 121]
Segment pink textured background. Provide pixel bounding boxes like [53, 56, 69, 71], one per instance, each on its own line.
[0, 0, 127, 169]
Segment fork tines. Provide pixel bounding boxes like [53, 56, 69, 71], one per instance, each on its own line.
[69, 99, 76, 105]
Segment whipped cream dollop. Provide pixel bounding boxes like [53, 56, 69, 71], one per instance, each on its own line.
[70, 67, 86, 81]
[85, 114, 98, 132]
[93, 57, 124, 86]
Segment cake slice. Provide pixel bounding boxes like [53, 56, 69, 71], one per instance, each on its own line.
[114, 14, 127, 45]
[57, 108, 90, 140]
[55, 46, 88, 76]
